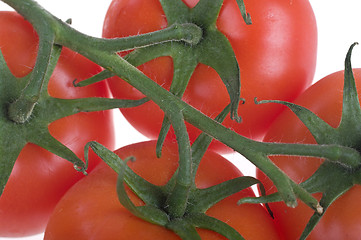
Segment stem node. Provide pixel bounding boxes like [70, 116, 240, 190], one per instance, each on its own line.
[8, 98, 37, 124]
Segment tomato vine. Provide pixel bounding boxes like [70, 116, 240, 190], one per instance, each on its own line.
[1, 0, 361, 239]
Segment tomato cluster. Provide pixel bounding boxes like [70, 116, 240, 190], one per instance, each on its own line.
[1, 0, 360, 239]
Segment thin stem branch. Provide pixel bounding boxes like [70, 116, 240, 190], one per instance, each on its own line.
[98, 23, 203, 51]
[7, 31, 55, 123]
[165, 110, 192, 218]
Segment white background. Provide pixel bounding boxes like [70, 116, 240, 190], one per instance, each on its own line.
[0, 0, 361, 239]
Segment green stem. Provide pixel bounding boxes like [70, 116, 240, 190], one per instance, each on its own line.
[73, 70, 114, 87]
[6, 0, 361, 206]
[7, 34, 55, 123]
[60, 22, 203, 53]
[165, 110, 192, 218]
[45, 97, 148, 123]
[3, 0, 202, 52]
[61, 27, 360, 206]
[23, 0, 358, 193]
[290, 181, 323, 214]
[102, 23, 203, 51]
[186, 213, 245, 240]
[156, 51, 197, 157]
[166, 219, 201, 240]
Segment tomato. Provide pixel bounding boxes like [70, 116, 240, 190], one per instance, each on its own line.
[102, 0, 317, 153]
[256, 69, 361, 239]
[44, 141, 282, 239]
[0, 12, 115, 237]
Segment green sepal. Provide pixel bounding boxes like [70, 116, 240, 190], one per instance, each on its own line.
[197, 30, 241, 122]
[299, 162, 354, 239]
[337, 42, 361, 136]
[73, 70, 114, 87]
[29, 130, 87, 174]
[238, 192, 283, 205]
[84, 142, 169, 226]
[45, 97, 149, 123]
[85, 142, 166, 207]
[116, 160, 170, 226]
[166, 218, 201, 240]
[192, 0, 224, 25]
[256, 98, 335, 145]
[188, 176, 262, 213]
[238, 183, 322, 215]
[156, 118, 172, 158]
[159, 0, 189, 25]
[185, 213, 245, 240]
[235, 0, 252, 24]
[0, 130, 26, 196]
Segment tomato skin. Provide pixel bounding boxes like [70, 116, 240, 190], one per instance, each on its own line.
[44, 141, 282, 240]
[257, 69, 361, 239]
[102, 0, 317, 153]
[0, 12, 115, 237]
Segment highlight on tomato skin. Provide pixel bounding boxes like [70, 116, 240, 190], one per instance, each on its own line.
[102, 0, 318, 154]
[0, 12, 115, 237]
[44, 141, 283, 240]
[257, 69, 361, 240]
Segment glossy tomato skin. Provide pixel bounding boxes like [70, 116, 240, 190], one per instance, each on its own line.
[44, 141, 282, 240]
[257, 69, 361, 239]
[102, 0, 317, 153]
[0, 12, 115, 237]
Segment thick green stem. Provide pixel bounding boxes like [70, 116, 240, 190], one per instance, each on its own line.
[3, 0, 202, 52]
[60, 22, 203, 53]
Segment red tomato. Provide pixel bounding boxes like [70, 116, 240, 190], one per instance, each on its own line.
[0, 12, 115, 237]
[102, 0, 317, 153]
[257, 69, 361, 239]
[44, 141, 282, 239]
